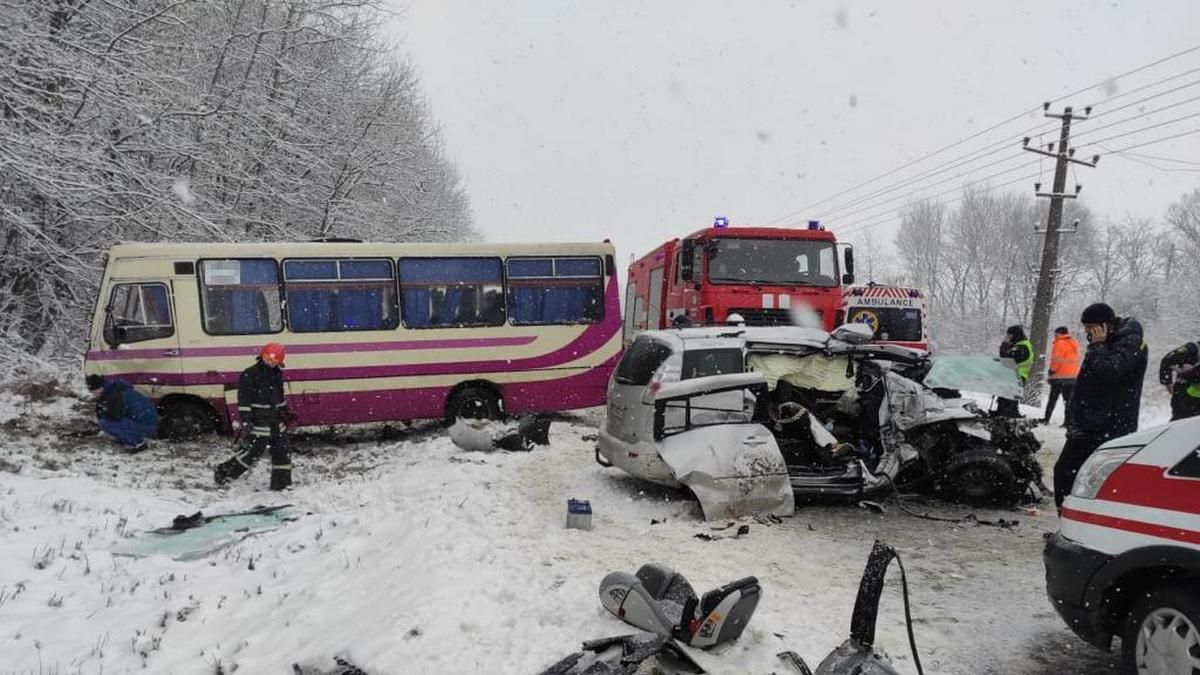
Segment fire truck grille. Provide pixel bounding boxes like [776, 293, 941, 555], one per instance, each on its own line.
[728, 308, 803, 326]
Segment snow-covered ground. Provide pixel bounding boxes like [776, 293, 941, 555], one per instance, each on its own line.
[0, 392, 1167, 675]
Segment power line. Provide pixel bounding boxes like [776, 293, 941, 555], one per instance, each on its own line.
[837, 125, 1200, 237]
[815, 81, 1200, 221]
[763, 42, 1200, 226]
[1077, 109, 1200, 149]
[1073, 96, 1200, 141]
[821, 155, 1042, 226]
[1109, 152, 1200, 173]
[1100, 126, 1200, 154]
[1116, 149, 1200, 166]
[821, 102, 1200, 223]
[811, 123, 1056, 221]
[837, 171, 1043, 239]
[1087, 73, 1200, 120]
[835, 164, 1044, 234]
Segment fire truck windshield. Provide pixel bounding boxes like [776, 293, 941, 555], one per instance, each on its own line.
[706, 238, 837, 287]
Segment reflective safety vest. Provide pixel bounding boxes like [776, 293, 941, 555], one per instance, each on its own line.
[1015, 339, 1034, 381]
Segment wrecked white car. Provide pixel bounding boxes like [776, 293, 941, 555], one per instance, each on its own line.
[597, 324, 1044, 519]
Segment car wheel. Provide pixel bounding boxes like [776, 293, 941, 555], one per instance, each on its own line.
[445, 386, 503, 424]
[940, 447, 1017, 505]
[1122, 584, 1200, 675]
[158, 398, 217, 440]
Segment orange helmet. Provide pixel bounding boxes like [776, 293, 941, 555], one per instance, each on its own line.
[261, 343, 286, 366]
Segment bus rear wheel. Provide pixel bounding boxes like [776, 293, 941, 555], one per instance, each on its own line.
[158, 398, 217, 440]
[445, 386, 503, 424]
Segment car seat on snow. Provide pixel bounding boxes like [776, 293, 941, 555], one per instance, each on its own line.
[598, 563, 761, 649]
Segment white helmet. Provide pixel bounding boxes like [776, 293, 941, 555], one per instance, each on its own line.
[726, 312, 746, 326]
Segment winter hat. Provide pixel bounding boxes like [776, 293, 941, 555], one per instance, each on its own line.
[86, 374, 105, 391]
[1080, 303, 1116, 325]
[1054, 326, 1069, 335]
[1006, 325, 1027, 340]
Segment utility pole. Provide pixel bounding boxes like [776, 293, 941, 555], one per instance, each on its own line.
[1021, 104, 1098, 405]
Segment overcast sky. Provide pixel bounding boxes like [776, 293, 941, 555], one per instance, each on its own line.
[390, 1, 1200, 266]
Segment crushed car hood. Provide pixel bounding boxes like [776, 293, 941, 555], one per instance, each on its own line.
[658, 423, 795, 521]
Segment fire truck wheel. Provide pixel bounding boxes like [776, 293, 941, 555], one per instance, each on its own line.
[1122, 584, 1200, 675]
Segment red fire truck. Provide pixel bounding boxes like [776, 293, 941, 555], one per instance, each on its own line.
[624, 219, 855, 341]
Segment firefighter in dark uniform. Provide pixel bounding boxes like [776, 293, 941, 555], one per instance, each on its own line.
[1160, 340, 1200, 421]
[214, 343, 292, 490]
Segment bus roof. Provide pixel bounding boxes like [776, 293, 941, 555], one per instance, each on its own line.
[106, 240, 615, 259]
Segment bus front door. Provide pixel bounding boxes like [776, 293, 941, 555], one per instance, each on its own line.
[93, 279, 184, 401]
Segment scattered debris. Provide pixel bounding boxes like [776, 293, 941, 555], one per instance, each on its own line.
[694, 524, 750, 542]
[448, 415, 551, 453]
[292, 656, 370, 675]
[538, 633, 704, 675]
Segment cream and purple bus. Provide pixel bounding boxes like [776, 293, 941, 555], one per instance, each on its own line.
[83, 241, 621, 437]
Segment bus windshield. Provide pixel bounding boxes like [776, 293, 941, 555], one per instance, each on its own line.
[706, 238, 837, 287]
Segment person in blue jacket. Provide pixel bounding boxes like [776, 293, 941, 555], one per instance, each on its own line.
[86, 375, 159, 452]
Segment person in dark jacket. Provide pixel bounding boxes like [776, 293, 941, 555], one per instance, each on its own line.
[1055, 303, 1148, 509]
[1160, 340, 1200, 420]
[214, 343, 292, 490]
[996, 325, 1033, 417]
[87, 375, 159, 452]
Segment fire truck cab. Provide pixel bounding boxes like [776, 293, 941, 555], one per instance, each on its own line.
[624, 221, 854, 343]
[838, 284, 930, 351]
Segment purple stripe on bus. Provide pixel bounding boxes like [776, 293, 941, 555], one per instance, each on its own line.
[270, 355, 618, 426]
[96, 276, 623, 386]
[86, 335, 538, 361]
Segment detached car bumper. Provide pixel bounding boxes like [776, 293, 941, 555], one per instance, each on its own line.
[1043, 531, 1114, 649]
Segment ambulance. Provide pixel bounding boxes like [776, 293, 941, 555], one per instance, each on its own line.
[838, 284, 929, 351]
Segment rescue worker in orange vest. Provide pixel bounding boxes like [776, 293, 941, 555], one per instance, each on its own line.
[1044, 326, 1081, 426]
[1159, 341, 1200, 421]
[214, 343, 292, 490]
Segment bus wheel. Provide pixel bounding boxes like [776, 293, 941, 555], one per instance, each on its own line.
[445, 386, 503, 424]
[158, 398, 217, 440]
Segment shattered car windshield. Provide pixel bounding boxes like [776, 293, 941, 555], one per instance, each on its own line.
[924, 356, 1024, 400]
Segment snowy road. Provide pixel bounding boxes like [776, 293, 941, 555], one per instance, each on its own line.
[0, 398, 1123, 674]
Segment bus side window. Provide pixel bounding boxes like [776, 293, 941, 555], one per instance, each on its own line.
[198, 259, 282, 335]
[398, 257, 505, 329]
[283, 258, 399, 333]
[104, 283, 174, 346]
[506, 256, 604, 325]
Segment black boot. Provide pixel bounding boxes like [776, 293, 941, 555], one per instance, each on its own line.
[269, 465, 292, 490]
[268, 437, 292, 490]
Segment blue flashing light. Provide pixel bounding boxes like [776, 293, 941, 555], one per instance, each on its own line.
[807, 220, 820, 230]
[713, 216, 729, 228]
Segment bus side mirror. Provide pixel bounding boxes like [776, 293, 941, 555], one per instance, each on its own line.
[680, 239, 695, 282]
[842, 246, 856, 285]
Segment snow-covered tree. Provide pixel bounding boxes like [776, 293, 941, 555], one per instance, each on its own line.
[0, 0, 473, 368]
